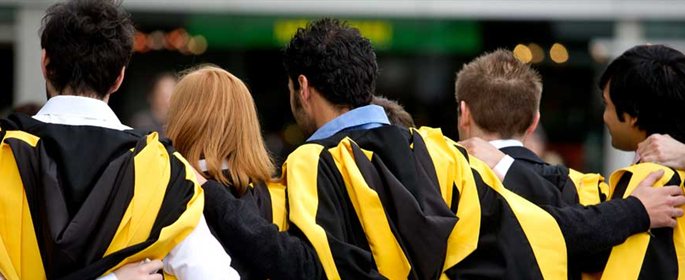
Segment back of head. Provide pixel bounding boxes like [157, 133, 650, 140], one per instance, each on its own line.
[371, 96, 415, 128]
[147, 72, 178, 118]
[284, 18, 378, 109]
[41, 0, 134, 98]
[455, 49, 542, 138]
[166, 66, 275, 193]
[599, 44, 685, 143]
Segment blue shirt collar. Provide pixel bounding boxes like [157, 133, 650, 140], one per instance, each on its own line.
[307, 104, 390, 141]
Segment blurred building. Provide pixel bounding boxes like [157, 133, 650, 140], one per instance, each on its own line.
[2, 0, 685, 171]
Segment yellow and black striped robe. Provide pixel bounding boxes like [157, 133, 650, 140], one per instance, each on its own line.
[499, 145, 609, 206]
[602, 162, 685, 279]
[0, 114, 203, 280]
[266, 125, 567, 279]
[498, 146, 638, 280]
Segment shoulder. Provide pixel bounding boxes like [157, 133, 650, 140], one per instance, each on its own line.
[1, 129, 40, 147]
[610, 162, 673, 181]
[287, 143, 327, 162]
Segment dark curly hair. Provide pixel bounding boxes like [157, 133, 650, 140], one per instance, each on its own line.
[599, 44, 685, 142]
[40, 0, 134, 98]
[283, 18, 378, 108]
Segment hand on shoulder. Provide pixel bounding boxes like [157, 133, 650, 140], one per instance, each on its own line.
[631, 170, 685, 228]
[111, 259, 163, 280]
[458, 137, 505, 169]
[637, 134, 685, 169]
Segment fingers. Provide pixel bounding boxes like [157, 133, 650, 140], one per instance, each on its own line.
[457, 138, 473, 148]
[662, 206, 682, 228]
[660, 185, 684, 197]
[636, 134, 666, 162]
[457, 138, 478, 153]
[637, 170, 665, 187]
[139, 259, 163, 273]
[148, 274, 163, 280]
[640, 153, 658, 163]
[670, 192, 685, 207]
[636, 136, 651, 156]
[666, 218, 677, 228]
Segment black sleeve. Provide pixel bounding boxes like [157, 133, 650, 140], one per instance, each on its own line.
[503, 162, 650, 266]
[201, 180, 324, 280]
[543, 197, 648, 271]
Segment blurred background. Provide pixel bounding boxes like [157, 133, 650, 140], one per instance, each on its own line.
[2, 0, 685, 174]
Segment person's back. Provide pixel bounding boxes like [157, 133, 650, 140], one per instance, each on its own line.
[598, 44, 685, 278]
[0, 113, 202, 278]
[0, 1, 235, 278]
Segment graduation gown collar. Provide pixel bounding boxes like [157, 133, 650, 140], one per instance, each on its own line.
[500, 146, 547, 165]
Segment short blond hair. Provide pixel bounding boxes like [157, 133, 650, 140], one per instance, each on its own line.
[455, 49, 542, 138]
[167, 66, 274, 193]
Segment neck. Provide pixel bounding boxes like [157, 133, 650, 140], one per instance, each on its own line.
[313, 104, 350, 130]
[465, 126, 524, 142]
[48, 86, 108, 103]
[151, 106, 165, 122]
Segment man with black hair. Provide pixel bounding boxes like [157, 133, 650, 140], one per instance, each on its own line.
[0, 0, 236, 279]
[596, 44, 685, 278]
[455, 49, 685, 278]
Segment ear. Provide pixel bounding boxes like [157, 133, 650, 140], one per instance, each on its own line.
[41, 49, 49, 80]
[625, 112, 639, 127]
[524, 111, 541, 138]
[297, 74, 310, 101]
[458, 101, 471, 128]
[109, 67, 126, 94]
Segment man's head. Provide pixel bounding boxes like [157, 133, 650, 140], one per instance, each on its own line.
[284, 18, 378, 135]
[40, 0, 134, 100]
[455, 49, 542, 141]
[371, 96, 415, 128]
[599, 44, 685, 151]
[148, 73, 177, 122]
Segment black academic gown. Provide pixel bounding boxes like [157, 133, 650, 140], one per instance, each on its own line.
[205, 128, 611, 280]
[500, 145, 650, 278]
[602, 163, 685, 279]
[0, 113, 203, 280]
[265, 126, 570, 280]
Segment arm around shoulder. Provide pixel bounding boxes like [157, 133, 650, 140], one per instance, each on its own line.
[202, 180, 324, 280]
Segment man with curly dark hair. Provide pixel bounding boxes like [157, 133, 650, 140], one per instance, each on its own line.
[283, 18, 380, 137]
[0, 0, 237, 279]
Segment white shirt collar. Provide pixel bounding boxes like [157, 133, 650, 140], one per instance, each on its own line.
[33, 95, 131, 131]
[198, 159, 229, 172]
[489, 139, 524, 149]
